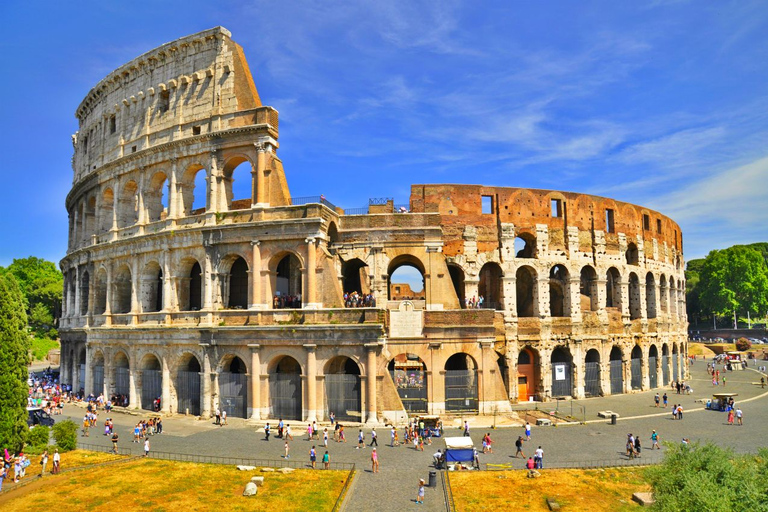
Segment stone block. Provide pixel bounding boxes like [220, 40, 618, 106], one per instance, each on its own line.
[632, 492, 655, 507]
[261, 467, 275, 472]
[243, 482, 257, 496]
[250, 476, 265, 486]
[237, 465, 256, 471]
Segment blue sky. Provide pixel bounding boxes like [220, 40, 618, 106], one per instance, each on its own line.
[1, 0, 766, 268]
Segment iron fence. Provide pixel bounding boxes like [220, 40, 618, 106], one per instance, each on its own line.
[483, 453, 664, 471]
[332, 465, 357, 512]
[442, 469, 456, 512]
[289, 195, 338, 210]
[146, 450, 355, 471]
[343, 207, 368, 215]
[445, 370, 478, 412]
[325, 374, 362, 422]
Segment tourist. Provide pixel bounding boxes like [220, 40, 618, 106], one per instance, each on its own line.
[0, 466, 5, 492]
[278, 418, 284, 438]
[82, 414, 90, 437]
[727, 409, 734, 425]
[370, 428, 378, 447]
[284, 440, 290, 459]
[761, 377, 765, 389]
[312, 421, 319, 440]
[339, 425, 346, 443]
[111, 431, 119, 454]
[650, 430, 660, 449]
[634, 436, 642, 457]
[662, 392, 668, 408]
[40, 450, 49, 476]
[144, 438, 150, 457]
[330, 412, 335, 425]
[515, 436, 525, 458]
[672, 405, 678, 420]
[264, 422, 271, 441]
[286, 424, 293, 441]
[358, 429, 365, 449]
[323, 450, 330, 470]
[463, 420, 470, 437]
[534, 446, 544, 469]
[371, 447, 379, 473]
[52, 449, 60, 474]
[526, 457, 536, 476]
[221, 409, 227, 426]
[433, 449, 443, 469]
[416, 478, 425, 504]
[215, 408, 221, 425]
[323, 428, 329, 447]
[134, 423, 141, 443]
[736, 407, 743, 426]
[654, 393, 660, 408]
[678, 404, 684, 420]
[310, 446, 317, 469]
[308, 423, 313, 441]
[391, 426, 397, 447]
[525, 421, 532, 440]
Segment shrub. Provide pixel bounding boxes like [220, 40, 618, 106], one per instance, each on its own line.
[736, 337, 751, 351]
[52, 420, 78, 452]
[27, 425, 50, 451]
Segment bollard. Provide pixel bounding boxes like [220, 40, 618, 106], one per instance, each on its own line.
[611, 414, 617, 425]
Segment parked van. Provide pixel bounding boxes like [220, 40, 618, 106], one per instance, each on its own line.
[27, 407, 55, 428]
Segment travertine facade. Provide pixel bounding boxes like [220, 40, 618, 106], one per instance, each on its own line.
[60, 27, 688, 423]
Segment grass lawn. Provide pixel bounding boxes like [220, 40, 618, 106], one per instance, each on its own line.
[54, 449, 125, 469]
[688, 343, 716, 357]
[2, 458, 348, 512]
[450, 467, 650, 511]
[30, 336, 59, 361]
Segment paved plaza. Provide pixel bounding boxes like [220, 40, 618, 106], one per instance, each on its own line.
[52, 358, 768, 511]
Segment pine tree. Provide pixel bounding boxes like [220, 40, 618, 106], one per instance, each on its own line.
[0, 273, 31, 453]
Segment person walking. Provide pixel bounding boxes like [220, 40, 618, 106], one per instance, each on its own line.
[654, 393, 660, 408]
[286, 424, 293, 441]
[111, 431, 119, 454]
[515, 436, 525, 458]
[40, 450, 49, 476]
[357, 429, 365, 449]
[525, 421, 532, 440]
[463, 420, 470, 437]
[221, 409, 227, 426]
[416, 478, 425, 504]
[143, 438, 150, 457]
[391, 426, 397, 447]
[534, 446, 543, 469]
[736, 407, 743, 426]
[651, 430, 660, 449]
[662, 393, 668, 408]
[634, 436, 642, 457]
[727, 409, 735, 425]
[678, 404, 684, 420]
[52, 449, 60, 474]
[323, 450, 330, 470]
[370, 428, 378, 447]
[309, 446, 317, 469]
[264, 422, 271, 441]
[284, 440, 290, 459]
[323, 428, 329, 447]
[371, 447, 379, 473]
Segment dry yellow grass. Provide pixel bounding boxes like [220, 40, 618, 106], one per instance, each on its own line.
[450, 467, 650, 511]
[55, 449, 125, 469]
[687, 343, 715, 357]
[3, 458, 347, 512]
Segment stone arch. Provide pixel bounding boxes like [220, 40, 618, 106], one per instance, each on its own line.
[91, 349, 105, 396]
[605, 267, 622, 309]
[517, 347, 540, 401]
[580, 265, 599, 312]
[626, 242, 639, 266]
[648, 344, 659, 388]
[388, 353, 428, 413]
[661, 343, 670, 385]
[112, 349, 131, 399]
[550, 346, 573, 397]
[181, 164, 208, 215]
[514, 232, 536, 258]
[139, 352, 163, 411]
[668, 277, 678, 318]
[388, 254, 426, 301]
[112, 264, 132, 314]
[659, 275, 668, 314]
[272, 252, 303, 308]
[146, 171, 169, 222]
[219, 354, 248, 419]
[342, 258, 370, 297]
[327, 222, 340, 246]
[479, 262, 504, 310]
[94, 267, 108, 315]
[549, 264, 569, 317]
[584, 348, 601, 397]
[628, 272, 641, 320]
[645, 272, 657, 319]
[177, 257, 203, 311]
[324, 356, 362, 422]
[516, 265, 538, 317]
[609, 345, 623, 394]
[444, 352, 478, 412]
[447, 262, 466, 307]
[222, 155, 254, 211]
[176, 352, 202, 416]
[99, 187, 114, 233]
[672, 342, 680, 382]
[222, 255, 248, 309]
[117, 179, 139, 228]
[630, 345, 642, 390]
[140, 260, 163, 313]
[269, 355, 303, 420]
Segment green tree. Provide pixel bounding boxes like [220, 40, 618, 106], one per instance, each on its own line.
[699, 246, 768, 322]
[0, 257, 63, 337]
[0, 273, 31, 453]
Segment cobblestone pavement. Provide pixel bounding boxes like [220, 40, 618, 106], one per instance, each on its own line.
[53, 359, 768, 511]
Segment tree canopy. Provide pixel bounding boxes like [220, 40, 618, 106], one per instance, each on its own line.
[0, 256, 62, 338]
[0, 273, 31, 453]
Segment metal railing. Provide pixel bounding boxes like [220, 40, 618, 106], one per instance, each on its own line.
[483, 454, 663, 471]
[343, 207, 368, 215]
[78, 441, 133, 456]
[442, 470, 456, 512]
[145, 449, 355, 471]
[289, 195, 338, 210]
[331, 466, 357, 512]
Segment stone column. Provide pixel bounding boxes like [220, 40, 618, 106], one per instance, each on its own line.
[111, 179, 119, 238]
[573, 340, 585, 399]
[254, 143, 267, 206]
[568, 277, 581, 322]
[104, 265, 113, 326]
[130, 260, 140, 325]
[73, 266, 81, 319]
[162, 250, 173, 312]
[161, 358, 171, 413]
[641, 344, 650, 390]
[365, 343, 379, 424]
[249, 344, 261, 420]
[249, 241, 262, 309]
[84, 345, 94, 396]
[502, 276, 516, 315]
[87, 268, 95, 324]
[137, 171, 147, 227]
[203, 247, 214, 310]
[638, 282, 647, 321]
[168, 158, 179, 220]
[305, 237, 319, 308]
[620, 280, 630, 321]
[304, 344, 318, 422]
[103, 357, 112, 400]
[201, 346, 212, 418]
[128, 362, 138, 409]
[479, 339, 493, 413]
[596, 279, 607, 310]
[207, 151, 219, 213]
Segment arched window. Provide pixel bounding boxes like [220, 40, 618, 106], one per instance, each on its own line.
[140, 262, 163, 313]
[99, 188, 114, 234]
[228, 257, 248, 309]
[549, 265, 569, 317]
[606, 267, 621, 309]
[626, 243, 639, 266]
[117, 180, 139, 228]
[516, 266, 537, 317]
[181, 166, 208, 215]
[112, 265, 132, 314]
[388, 257, 425, 301]
[580, 266, 598, 312]
[447, 263, 465, 308]
[628, 273, 641, 320]
[146, 172, 169, 222]
[223, 157, 253, 211]
[479, 262, 503, 310]
[646, 273, 657, 319]
[514, 234, 536, 258]
[274, 254, 302, 308]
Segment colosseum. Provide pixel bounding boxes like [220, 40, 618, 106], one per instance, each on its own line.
[59, 27, 689, 424]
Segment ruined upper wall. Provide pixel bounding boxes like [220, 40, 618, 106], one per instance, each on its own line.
[410, 184, 683, 257]
[71, 27, 270, 183]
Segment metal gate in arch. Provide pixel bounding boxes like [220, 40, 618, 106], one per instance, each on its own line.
[672, 354, 679, 382]
[141, 370, 162, 410]
[390, 370, 428, 413]
[269, 373, 302, 420]
[584, 362, 601, 397]
[219, 372, 247, 419]
[92, 365, 104, 395]
[444, 370, 478, 412]
[662, 355, 670, 385]
[177, 371, 201, 416]
[610, 360, 623, 394]
[325, 374, 362, 422]
[551, 363, 572, 397]
[115, 367, 130, 396]
[631, 359, 642, 390]
[648, 356, 658, 388]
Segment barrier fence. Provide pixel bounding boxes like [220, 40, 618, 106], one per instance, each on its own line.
[145, 449, 355, 471]
[78, 441, 133, 456]
[483, 454, 664, 471]
[332, 465, 357, 512]
[442, 470, 456, 512]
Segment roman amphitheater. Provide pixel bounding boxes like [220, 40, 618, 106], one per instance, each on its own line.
[59, 27, 689, 423]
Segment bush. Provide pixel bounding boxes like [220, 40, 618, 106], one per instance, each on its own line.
[52, 420, 78, 452]
[736, 337, 751, 351]
[27, 425, 50, 451]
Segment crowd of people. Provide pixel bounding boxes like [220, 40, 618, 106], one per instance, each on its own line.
[343, 291, 376, 308]
[273, 294, 302, 309]
[463, 295, 486, 309]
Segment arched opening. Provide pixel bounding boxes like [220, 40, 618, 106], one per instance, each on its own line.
[626, 242, 639, 266]
[92, 351, 104, 397]
[514, 234, 536, 258]
[140, 262, 163, 313]
[223, 157, 253, 211]
[181, 166, 208, 215]
[517, 347, 540, 402]
[672, 344, 679, 382]
[479, 262, 503, 310]
[113, 351, 130, 403]
[388, 257, 425, 301]
[646, 273, 657, 319]
[388, 354, 428, 413]
[605, 267, 621, 309]
[549, 265, 569, 317]
[609, 346, 623, 394]
[327, 222, 340, 246]
[444, 353, 478, 412]
[269, 356, 302, 420]
[227, 257, 248, 309]
[668, 277, 678, 318]
[94, 269, 107, 315]
[99, 188, 114, 234]
[342, 258, 370, 302]
[550, 347, 573, 398]
[659, 275, 668, 315]
[146, 172, 169, 222]
[584, 349, 601, 397]
[447, 263, 465, 308]
[78, 348, 86, 392]
[112, 265, 132, 314]
[628, 273, 641, 320]
[85, 196, 97, 241]
[219, 355, 248, 419]
[648, 345, 659, 388]
[274, 254, 302, 308]
[661, 344, 670, 385]
[140, 354, 163, 411]
[117, 180, 139, 228]
[516, 266, 537, 317]
[630, 345, 642, 390]
[177, 259, 202, 311]
[325, 356, 362, 422]
[176, 353, 201, 416]
[79, 270, 90, 316]
[580, 266, 599, 312]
